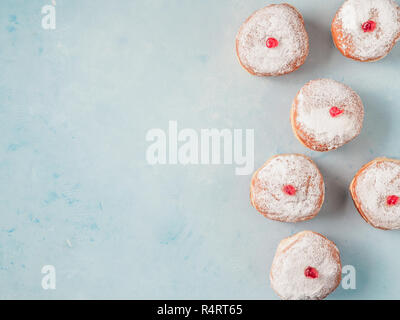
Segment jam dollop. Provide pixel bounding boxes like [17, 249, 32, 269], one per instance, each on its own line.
[266, 37, 279, 48]
[304, 266, 319, 279]
[329, 106, 344, 117]
[283, 185, 296, 196]
[362, 20, 376, 32]
[387, 195, 399, 206]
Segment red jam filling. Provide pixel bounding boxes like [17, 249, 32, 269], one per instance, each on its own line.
[304, 266, 319, 279]
[266, 37, 279, 48]
[283, 184, 296, 196]
[387, 195, 399, 206]
[362, 20, 376, 32]
[329, 106, 344, 117]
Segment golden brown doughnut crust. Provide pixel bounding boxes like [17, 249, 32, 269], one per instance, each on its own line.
[349, 157, 400, 230]
[331, 0, 400, 62]
[270, 230, 342, 300]
[250, 154, 325, 222]
[290, 79, 364, 152]
[235, 3, 309, 76]
[331, 11, 383, 62]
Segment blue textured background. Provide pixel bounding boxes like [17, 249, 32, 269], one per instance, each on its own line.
[1, 0, 400, 299]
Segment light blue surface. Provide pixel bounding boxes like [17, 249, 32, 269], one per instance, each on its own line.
[1, 0, 400, 299]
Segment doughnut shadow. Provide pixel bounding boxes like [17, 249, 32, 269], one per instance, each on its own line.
[380, 42, 400, 64]
[315, 160, 349, 217]
[300, 18, 334, 73]
[348, 88, 391, 157]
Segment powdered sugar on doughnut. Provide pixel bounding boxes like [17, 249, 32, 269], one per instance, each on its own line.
[250, 154, 324, 222]
[270, 231, 341, 300]
[353, 158, 400, 230]
[293, 79, 364, 151]
[236, 4, 308, 75]
[333, 0, 400, 61]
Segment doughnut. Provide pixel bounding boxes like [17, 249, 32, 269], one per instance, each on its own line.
[332, 0, 400, 62]
[270, 231, 342, 300]
[291, 79, 364, 152]
[350, 157, 400, 230]
[235, 3, 309, 76]
[250, 154, 324, 223]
